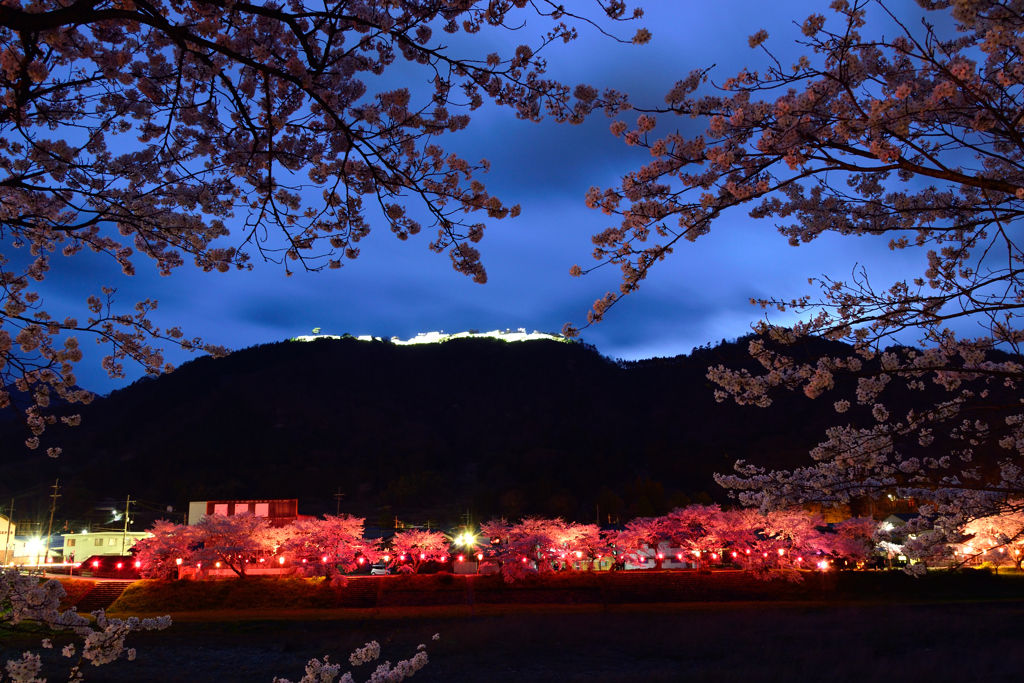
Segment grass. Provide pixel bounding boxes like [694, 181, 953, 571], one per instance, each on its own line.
[105, 568, 1024, 616]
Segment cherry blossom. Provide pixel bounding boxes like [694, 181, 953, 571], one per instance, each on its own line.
[565, 0, 1024, 560]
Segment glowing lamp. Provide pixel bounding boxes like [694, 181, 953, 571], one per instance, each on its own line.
[92, 561, 99, 568]
[400, 554, 406, 560]
[420, 553, 425, 560]
[522, 557, 528, 563]
[476, 553, 483, 561]
[818, 561, 829, 570]
[656, 553, 664, 560]
[711, 553, 717, 560]
[693, 550, 700, 556]
[134, 561, 141, 568]
[441, 555, 448, 562]
[358, 557, 365, 564]
[763, 552, 769, 558]
[745, 549, 751, 554]
[677, 554, 683, 560]
[176, 558, 182, 565]
[302, 559, 308, 563]
[576, 551, 583, 558]
[259, 558, 265, 563]
[279, 557, 285, 565]
[778, 549, 785, 556]
[383, 555, 390, 562]
[731, 552, 737, 558]
[797, 557, 803, 562]
[322, 556, 328, 562]
[215, 561, 221, 568]
[458, 555, 465, 562]
[116, 562, 123, 569]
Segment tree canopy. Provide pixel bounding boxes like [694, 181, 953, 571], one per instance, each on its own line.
[0, 0, 643, 448]
[568, 0, 1024, 557]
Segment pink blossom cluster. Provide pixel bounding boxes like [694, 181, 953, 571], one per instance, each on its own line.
[483, 506, 875, 583]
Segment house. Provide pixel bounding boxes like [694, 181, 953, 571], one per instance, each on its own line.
[0, 514, 13, 565]
[187, 499, 309, 527]
[60, 530, 151, 562]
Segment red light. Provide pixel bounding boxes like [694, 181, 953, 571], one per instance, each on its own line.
[302, 559, 307, 563]
[656, 553, 664, 559]
[321, 556, 328, 563]
[522, 557, 527, 562]
[458, 555, 464, 562]
[358, 557, 364, 564]
[745, 549, 751, 554]
[477, 553, 483, 561]
[399, 554, 406, 561]
[711, 553, 717, 560]
[134, 561, 140, 568]
[92, 561, 99, 568]
[731, 552, 737, 558]
[677, 553, 682, 560]
[420, 553, 425, 560]
[441, 555, 447, 562]
[116, 562, 123, 569]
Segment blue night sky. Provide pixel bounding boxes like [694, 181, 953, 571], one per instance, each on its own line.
[31, 0, 931, 394]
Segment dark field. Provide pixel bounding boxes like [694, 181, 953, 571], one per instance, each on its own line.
[8, 601, 1024, 683]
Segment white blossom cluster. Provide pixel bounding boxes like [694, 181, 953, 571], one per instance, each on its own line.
[1, 568, 170, 682]
[275, 640, 434, 683]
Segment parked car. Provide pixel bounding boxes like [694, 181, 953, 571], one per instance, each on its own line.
[77, 555, 142, 580]
[370, 564, 391, 575]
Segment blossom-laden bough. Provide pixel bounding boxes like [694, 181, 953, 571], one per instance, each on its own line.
[0, 0, 647, 449]
[0, 568, 170, 682]
[567, 0, 1024, 564]
[273, 634, 440, 683]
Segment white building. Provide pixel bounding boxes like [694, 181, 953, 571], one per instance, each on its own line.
[0, 514, 13, 565]
[60, 530, 151, 561]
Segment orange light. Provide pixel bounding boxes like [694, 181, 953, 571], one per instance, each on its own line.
[383, 555, 390, 562]
[279, 557, 285, 565]
[778, 549, 785, 556]
[575, 551, 582, 558]
[215, 562, 221, 568]
[259, 558, 265, 563]
[176, 558, 182, 565]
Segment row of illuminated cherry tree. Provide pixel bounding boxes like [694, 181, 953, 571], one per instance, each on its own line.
[131, 504, 1024, 584]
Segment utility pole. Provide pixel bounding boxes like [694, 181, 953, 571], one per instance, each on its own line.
[120, 496, 132, 555]
[334, 487, 345, 516]
[44, 480, 60, 566]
